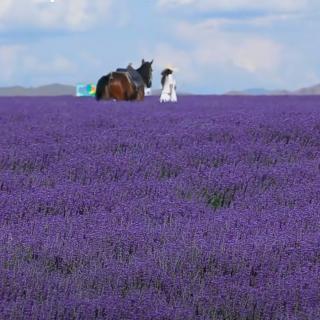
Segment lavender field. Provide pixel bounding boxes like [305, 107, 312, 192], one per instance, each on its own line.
[1, 95, 320, 320]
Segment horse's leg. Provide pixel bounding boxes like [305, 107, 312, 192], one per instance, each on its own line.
[128, 87, 143, 101]
[136, 88, 145, 101]
[125, 79, 137, 101]
[140, 89, 145, 100]
[120, 75, 133, 100]
[102, 85, 110, 100]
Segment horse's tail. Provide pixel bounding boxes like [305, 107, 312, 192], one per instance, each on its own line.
[95, 74, 110, 101]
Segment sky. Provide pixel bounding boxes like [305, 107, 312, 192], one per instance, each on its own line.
[0, 0, 319, 94]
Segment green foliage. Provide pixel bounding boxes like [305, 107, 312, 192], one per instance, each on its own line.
[208, 193, 224, 209]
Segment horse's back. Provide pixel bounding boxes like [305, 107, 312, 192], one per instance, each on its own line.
[115, 67, 144, 91]
[110, 72, 140, 100]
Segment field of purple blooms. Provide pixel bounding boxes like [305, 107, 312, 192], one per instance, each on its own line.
[0, 95, 320, 319]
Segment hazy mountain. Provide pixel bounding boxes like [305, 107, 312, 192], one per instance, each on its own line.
[244, 88, 274, 95]
[0, 84, 192, 97]
[224, 90, 251, 96]
[0, 84, 75, 96]
[0, 83, 320, 96]
[293, 84, 320, 95]
[225, 83, 320, 96]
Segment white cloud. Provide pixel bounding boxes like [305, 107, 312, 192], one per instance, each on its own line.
[23, 55, 76, 74]
[157, 0, 311, 12]
[0, 0, 12, 18]
[0, 45, 24, 81]
[154, 0, 320, 92]
[150, 44, 197, 82]
[0, 44, 77, 85]
[232, 39, 282, 73]
[0, 1, 319, 92]
[184, 13, 300, 29]
[0, 0, 113, 31]
[174, 20, 283, 74]
[153, 13, 320, 92]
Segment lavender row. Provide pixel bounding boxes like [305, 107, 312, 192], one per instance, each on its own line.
[0, 96, 320, 319]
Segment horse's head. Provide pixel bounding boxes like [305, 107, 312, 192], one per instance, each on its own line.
[138, 59, 153, 88]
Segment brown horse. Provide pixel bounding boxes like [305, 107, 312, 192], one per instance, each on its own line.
[95, 59, 153, 101]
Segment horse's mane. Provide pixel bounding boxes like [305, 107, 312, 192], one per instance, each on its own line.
[161, 69, 173, 87]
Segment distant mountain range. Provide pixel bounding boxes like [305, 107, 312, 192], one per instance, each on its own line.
[225, 83, 320, 96]
[0, 84, 75, 96]
[0, 83, 320, 96]
[0, 84, 190, 97]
